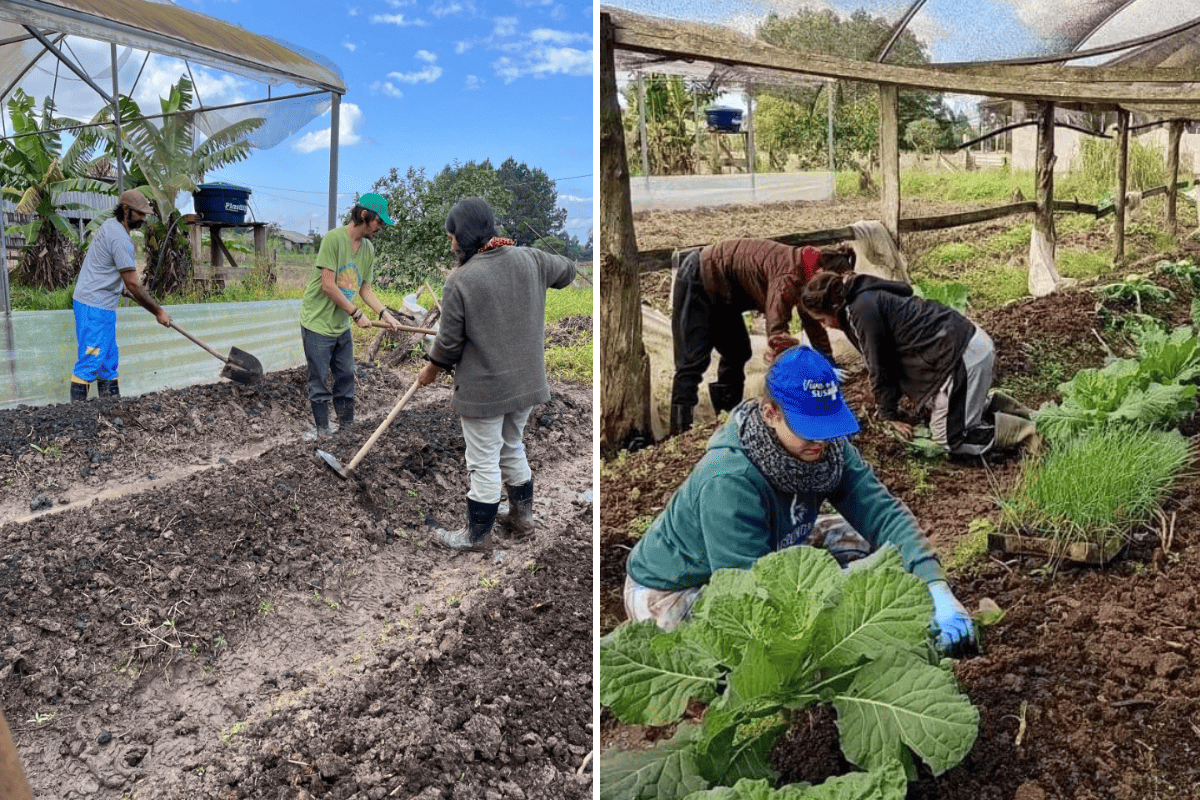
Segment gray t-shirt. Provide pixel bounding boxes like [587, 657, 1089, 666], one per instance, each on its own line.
[73, 217, 136, 310]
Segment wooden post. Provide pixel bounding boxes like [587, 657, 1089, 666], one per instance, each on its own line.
[253, 224, 268, 260]
[1029, 101, 1061, 296]
[879, 84, 900, 248]
[746, 91, 756, 189]
[600, 12, 653, 453]
[1115, 108, 1129, 265]
[187, 219, 202, 277]
[1167, 119, 1183, 235]
[636, 72, 650, 180]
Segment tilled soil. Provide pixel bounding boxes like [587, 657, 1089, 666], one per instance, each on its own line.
[601, 198, 1200, 799]
[2, 319, 594, 800]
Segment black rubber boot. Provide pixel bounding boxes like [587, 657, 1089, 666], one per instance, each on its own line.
[70, 382, 89, 402]
[311, 401, 331, 434]
[502, 479, 535, 535]
[435, 498, 500, 549]
[96, 378, 120, 398]
[708, 382, 744, 414]
[332, 397, 355, 429]
[669, 404, 693, 436]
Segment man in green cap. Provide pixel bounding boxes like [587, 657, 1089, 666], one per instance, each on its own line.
[300, 192, 403, 438]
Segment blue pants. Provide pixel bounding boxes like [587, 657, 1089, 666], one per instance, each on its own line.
[72, 300, 119, 382]
[301, 326, 355, 405]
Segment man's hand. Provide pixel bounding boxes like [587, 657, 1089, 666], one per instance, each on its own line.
[155, 308, 172, 328]
[764, 334, 800, 365]
[380, 310, 402, 332]
[417, 361, 442, 387]
[928, 580, 978, 658]
[888, 419, 914, 439]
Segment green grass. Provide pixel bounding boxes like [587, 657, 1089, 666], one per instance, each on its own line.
[997, 428, 1192, 547]
[545, 340, 592, 384]
[901, 169, 1035, 202]
[1057, 249, 1113, 281]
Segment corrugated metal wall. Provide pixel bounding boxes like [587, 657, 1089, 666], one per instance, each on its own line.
[0, 300, 305, 409]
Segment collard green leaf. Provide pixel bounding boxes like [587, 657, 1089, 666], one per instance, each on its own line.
[600, 621, 722, 725]
[748, 547, 843, 657]
[811, 549, 932, 670]
[601, 722, 710, 800]
[681, 759, 907, 800]
[686, 571, 776, 668]
[832, 651, 979, 775]
[693, 706, 787, 786]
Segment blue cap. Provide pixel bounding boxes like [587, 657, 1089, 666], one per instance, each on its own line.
[765, 346, 859, 441]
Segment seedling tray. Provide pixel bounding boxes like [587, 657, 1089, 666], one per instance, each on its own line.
[988, 531, 1124, 565]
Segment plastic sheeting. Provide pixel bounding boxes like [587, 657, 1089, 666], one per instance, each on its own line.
[0, 299, 305, 409]
[630, 171, 833, 212]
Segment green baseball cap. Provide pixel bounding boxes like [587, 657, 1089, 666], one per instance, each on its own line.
[358, 192, 394, 226]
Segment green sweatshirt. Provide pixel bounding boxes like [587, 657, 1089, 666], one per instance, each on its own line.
[627, 414, 945, 591]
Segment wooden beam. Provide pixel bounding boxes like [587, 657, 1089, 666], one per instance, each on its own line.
[1168, 120, 1183, 235]
[604, 8, 1200, 105]
[632, 200, 1102, 273]
[879, 84, 900, 247]
[1029, 101, 1061, 296]
[1116, 108, 1130, 264]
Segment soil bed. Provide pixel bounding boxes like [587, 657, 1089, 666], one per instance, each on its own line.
[2, 318, 593, 800]
[601, 196, 1200, 799]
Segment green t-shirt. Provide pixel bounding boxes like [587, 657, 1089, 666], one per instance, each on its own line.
[300, 226, 376, 336]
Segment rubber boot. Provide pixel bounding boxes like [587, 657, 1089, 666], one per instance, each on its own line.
[988, 389, 1033, 420]
[435, 498, 500, 550]
[501, 479, 535, 535]
[708, 382, 744, 414]
[332, 397, 355, 430]
[994, 412, 1042, 454]
[96, 378, 120, 398]
[304, 401, 332, 441]
[70, 381, 90, 403]
[669, 404, 693, 436]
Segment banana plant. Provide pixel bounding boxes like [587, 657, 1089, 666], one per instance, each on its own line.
[0, 88, 113, 289]
[90, 76, 264, 294]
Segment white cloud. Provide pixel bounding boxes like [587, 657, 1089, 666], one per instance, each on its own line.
[529, 28, 588, 45]
[387, 51, 443, 84]
[371, 81, 405, 98]
[430, 0, 474, 17]
[370, 13, 427, 25]
[342, 41, 357, 52]
[493, 44, 591, 83]
[493, 16, 518, 36]
[291, 102, 365, 154]
[455, 40, 473, 54]
[559, 194, 588, 203]
[348, 6, 359, 15]
[464, 74, 482, 90]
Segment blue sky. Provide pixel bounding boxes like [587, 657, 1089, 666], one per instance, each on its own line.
[7, 0, 594, 242]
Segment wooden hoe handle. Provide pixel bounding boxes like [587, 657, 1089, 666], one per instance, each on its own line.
[346, 377, 422, 472]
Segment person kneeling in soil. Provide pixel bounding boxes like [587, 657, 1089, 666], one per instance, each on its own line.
[624, 345, 978, 657]
[70, 189, 172, 401]
[418, 197, 577, 550]
[800, 270, 1039, 456]
[299, 192, 403, 439]
[669, 239, 856, 435]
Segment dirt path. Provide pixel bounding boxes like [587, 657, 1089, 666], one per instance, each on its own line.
[2, 322, 594, 800]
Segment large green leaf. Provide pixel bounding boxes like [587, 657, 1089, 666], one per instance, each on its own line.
[601, 722, 710, 800]
[748, 547, 842, 659]
[811, 549, 932, 670]
[681, 759, 907, 800]
[600, 621, 722, 725]
[832, 651, 979, 775]
[685, 569, 775, 667]
[693, 706, 787, 786]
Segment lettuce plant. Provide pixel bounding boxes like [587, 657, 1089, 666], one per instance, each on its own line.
[599, 546, 979, 800]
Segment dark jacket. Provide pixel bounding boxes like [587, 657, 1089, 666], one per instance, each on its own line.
[839, 275, 975, 420]
[627, 407, 945, 591]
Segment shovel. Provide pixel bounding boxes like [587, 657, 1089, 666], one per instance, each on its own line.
[317, 376, 421, 481]
[123, 290, 263, 385]
[168, 321, 264, 385]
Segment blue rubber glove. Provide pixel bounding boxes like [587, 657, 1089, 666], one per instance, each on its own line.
[928, 580, 977, 658]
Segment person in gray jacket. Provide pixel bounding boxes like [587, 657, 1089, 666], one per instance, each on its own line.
[417, 197, 577, 549]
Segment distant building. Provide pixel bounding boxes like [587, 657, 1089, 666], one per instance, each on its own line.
[277, 229, 314, 253]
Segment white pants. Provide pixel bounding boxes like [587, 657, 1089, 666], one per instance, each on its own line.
[460, 406, 535, 504]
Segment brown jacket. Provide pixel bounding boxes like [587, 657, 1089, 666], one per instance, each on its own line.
[699, 238, 832, 359]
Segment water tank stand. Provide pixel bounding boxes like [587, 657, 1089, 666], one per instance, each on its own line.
[185, 216, 269, 288]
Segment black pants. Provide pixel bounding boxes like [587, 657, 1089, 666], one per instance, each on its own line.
[670, 250, 751, 408]
[301, 325, 355, 406]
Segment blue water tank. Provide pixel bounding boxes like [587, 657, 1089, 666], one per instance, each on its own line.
[705, 106, 743, 132]
[193, 183, 251, 224]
